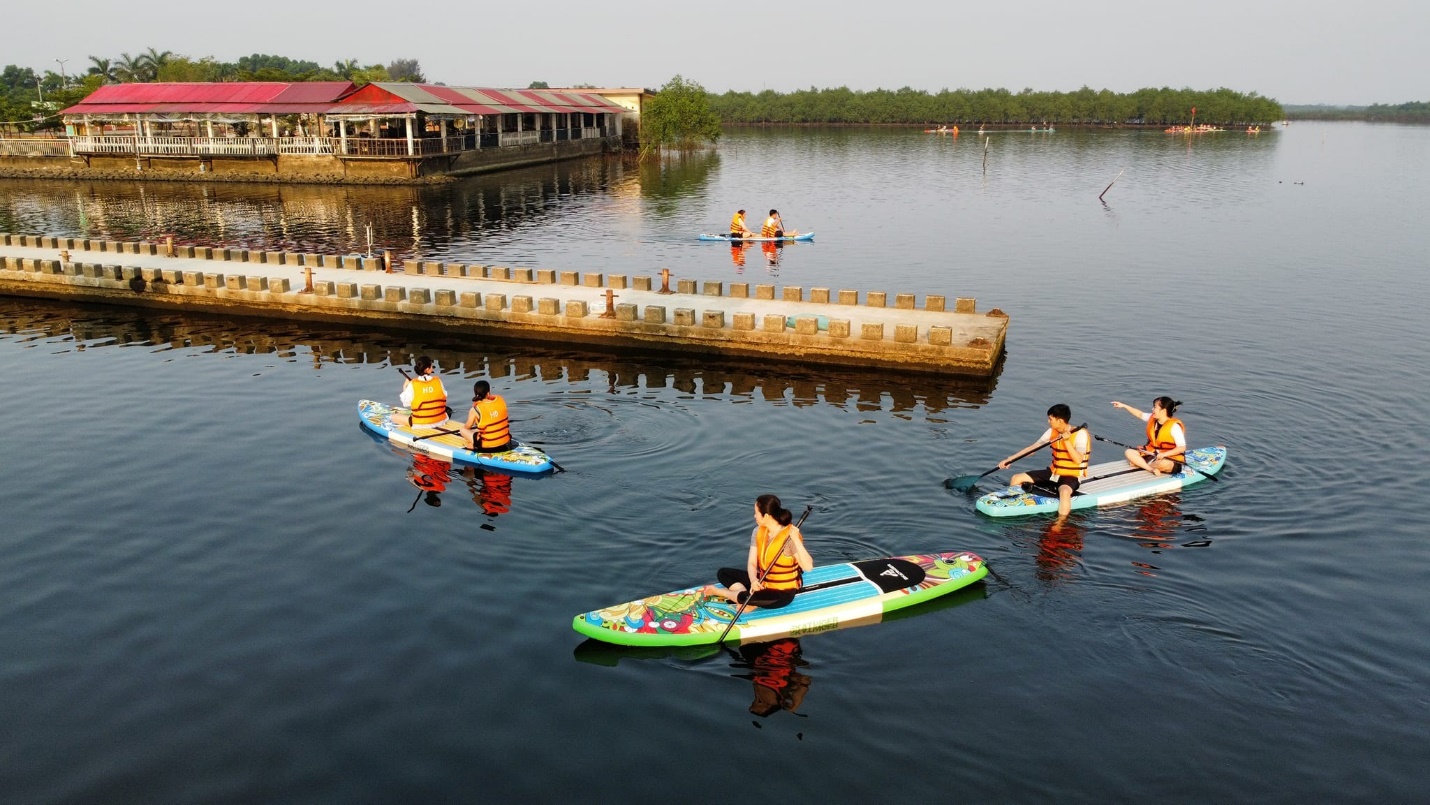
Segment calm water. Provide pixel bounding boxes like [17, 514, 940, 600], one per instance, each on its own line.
[2, 123, 1428, 802]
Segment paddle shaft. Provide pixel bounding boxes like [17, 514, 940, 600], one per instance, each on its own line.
[715, 505, 812, 644]
[1093, 433, 1217, 482]
[949, 423, 1088, 489]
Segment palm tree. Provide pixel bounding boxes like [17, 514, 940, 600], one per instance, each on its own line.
[333, 59, 359, 80]
[141, 48, 173, 81]
[87, 56, 117, 83]
[114, 53, 147, 83]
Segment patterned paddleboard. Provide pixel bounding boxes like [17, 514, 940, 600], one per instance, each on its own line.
[572, 551, 987, 647]
[357, 399, 554, 474]
[975, 446, 1227, 517]
[698, 232, 815, 242]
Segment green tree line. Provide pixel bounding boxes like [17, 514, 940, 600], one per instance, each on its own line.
[1285, 101, 1430, 122]
[707, 85, 1283, 126]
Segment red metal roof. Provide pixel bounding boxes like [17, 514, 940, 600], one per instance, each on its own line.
[61, 82, 356, 116]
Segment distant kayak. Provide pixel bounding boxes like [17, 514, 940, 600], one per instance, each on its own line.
[975, 446, 1226, 517]
[699, 232, 815, 243]
[358, 399, 555, 474]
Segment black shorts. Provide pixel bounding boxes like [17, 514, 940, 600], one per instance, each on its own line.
[1026, 468, 1081, 493]
[475, 440, 514, 454]
[715, 567, 796, 609]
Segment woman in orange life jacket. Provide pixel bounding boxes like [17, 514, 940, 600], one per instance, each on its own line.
[399, 355, 450, 428]
[999, 403, 1090, 519]
[730, 209, 755, 240]
[458, 380, 515, 453]
[1111, 396, 1187, 476]
[703, 494, 814, 610]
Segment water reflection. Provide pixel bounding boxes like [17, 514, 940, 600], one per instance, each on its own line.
[0, 297, 998, 416]
[737, 638, 812, 720]
[1035, 516, 1086, 586]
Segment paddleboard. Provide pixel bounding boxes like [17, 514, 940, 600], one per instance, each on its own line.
[699, 232, 815, 243]
[572, 551, 987, 647]
[357, 399, 554, 474]
[975, 446, 1226, 517]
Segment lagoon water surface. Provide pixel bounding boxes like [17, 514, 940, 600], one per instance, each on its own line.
[1, 123, 1427, 802]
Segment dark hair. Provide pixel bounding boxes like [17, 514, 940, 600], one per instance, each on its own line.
[1047, 403, 1072, 423]
[769, 209, 778, 216]
[771, 506, 793, 527]
[755, 494, 781, 517]
[1153, 396, 1182, 415]
[737, 209, 745, 214]
[473, 380, 491, 400]
[414, 355, 434, 374]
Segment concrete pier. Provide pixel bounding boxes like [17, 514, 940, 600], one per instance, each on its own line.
[0, 234, 1007, 376]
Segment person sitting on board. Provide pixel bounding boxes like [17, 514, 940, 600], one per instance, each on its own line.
[761, 209, 796, 239]
[999, 404, 1090, 519]
[730, 209, 756, 240]
[703, 494, 814, 610]
[399, 356, 450, 428]
[1111, 397, 1187, 477]
[458, 380, 515, 454]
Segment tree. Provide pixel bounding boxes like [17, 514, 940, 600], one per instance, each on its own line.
[641, 74, 722, 155]
[87, 56, 117, 84]
[387, 59, 424, 83]
[528, 81, 549, 89]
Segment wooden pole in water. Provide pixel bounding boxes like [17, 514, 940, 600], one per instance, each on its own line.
[982, 139, 990, 175]
[1099, 169, 1125, 202]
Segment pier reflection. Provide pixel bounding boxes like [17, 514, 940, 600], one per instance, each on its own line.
[0, 297, 999, 417]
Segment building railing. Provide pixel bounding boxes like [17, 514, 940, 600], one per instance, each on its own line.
[7, 130, 615, 160]
[0, 138, 71, 156]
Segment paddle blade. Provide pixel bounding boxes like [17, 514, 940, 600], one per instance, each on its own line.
[944, 475, 982, 492]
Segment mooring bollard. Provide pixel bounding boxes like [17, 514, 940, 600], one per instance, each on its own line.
[599, 289, 619, 318]
[164, 235, 175, 258]
[383, 250, 393, 274]
[59, 250, 70, 264]
[658, 268, 674, 295]
[302, 266, 314, 294]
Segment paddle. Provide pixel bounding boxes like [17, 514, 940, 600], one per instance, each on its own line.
[715, 505, 813, 644]
[1093, 434, 1218, 482]
[945, 423, 1088, 492]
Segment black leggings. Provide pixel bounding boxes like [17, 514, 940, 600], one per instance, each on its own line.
[716, 568, 796, 609]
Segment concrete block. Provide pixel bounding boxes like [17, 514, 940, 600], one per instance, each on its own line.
[608, 274, 628, 289]
[782, 286, 803, 302]
[867, 291, 887, 308]
[270, 278, 291, 293]
[644, 306, 666, 324]
[615, 303, 638, 322]
[435, 289, 457, 306]
[224, 275, 244, 290]
[44, 260, 64, 274]
[265, 251, 284, 265]
[45, 237, 60, 248]
[314, 281, 334, 296]
[485, 293, 507, 311]
[810, 288, 831, 304]
[490, 266, 512, 281]
[178, 246, 196, 258]
[763, 314, 786, 333]
[337, 282, 358, 298]
[560, 271, 579, 286]
[511, 295, 533, 313]
[460, 291, 481, 308]
[633, 276, 653, 291]
[408, 288, 431, 305]
[677, 279, 696, 294]
[182, 271, 202, 285]
[794, 316, 820, 335]
[385, 286, 407, 303]
[245, 276, 268, 292]
[861, 323, 885, 340]
[895, 324, 918, 343]
[403, 260, 421, 275]
[926, 295, 946, 312]
[829, 319, 851, 338]
[361, 257, 383, 272]
[895, 293, 916, 310]
[955, 297, 976, 313]
[512, 268, 533, 283]
[566, 300, 589, 318]
[703, 310, 726, 328]
[360, 284, 382, 301]
[583, 273, 604, 287]
[141, 267, 162, 282]
[929, 326, 953, 346]
[537, 269, 556, 284]
[538, 298, 560, 315]
[196, 246, 213, 259]
[755, 284, 776, 300]
[673, 308, 695, 326]
[733, 312, 756, 331]
[284, 252, 304, 266]
[343, 255, 362, 270]
[421, 261, 442, 275]
[204, 274, 224, 289]
[730, 283, 749, 299]
[702, 281, 723, 296]
[161, 270, 183, 284]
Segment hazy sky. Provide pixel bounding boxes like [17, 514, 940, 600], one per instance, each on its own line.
[12, 0, 1427, 105]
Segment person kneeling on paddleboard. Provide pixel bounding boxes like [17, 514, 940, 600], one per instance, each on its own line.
[704, 494, 814, 610]
[400, 356, 450, 429]
[459, 380, 515, 454]
[1000, 404, 1090, 519]
[1111, 396, 1187, 477]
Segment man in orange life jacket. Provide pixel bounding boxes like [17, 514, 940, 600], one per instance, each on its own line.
[399, 355, 450, 428]
[459, 380, 515, 453]
[1000, 403, 1090, 519]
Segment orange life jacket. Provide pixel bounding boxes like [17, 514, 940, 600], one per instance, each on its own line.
[1144, 417, 1186, 464]
[409, 376, 448, 425]
[475, 394, 511, 449]
[730, 212, 747, 234]
[1050, 429, 1090, 478]
[761, 216, 781, 237]
[756, 525, 802, 591]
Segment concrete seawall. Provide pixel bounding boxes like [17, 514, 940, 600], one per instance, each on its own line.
[0, 234, 1007, 376]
